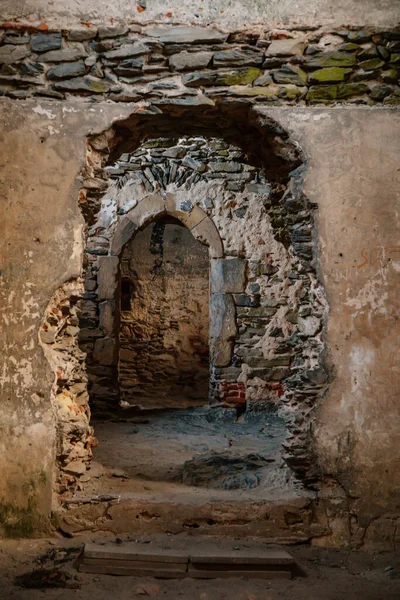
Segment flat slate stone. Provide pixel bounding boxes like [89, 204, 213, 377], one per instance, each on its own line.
[304, 51, 357, 69]
[0, 45, 31, 64]
[47, 61, 86, 80]
[40, 46, 88, 63]
[169, 50, 213, 71]
[103, 43, 150, 60]
[265, 38, 305, 56]
[67, 28, 97, 42]
[31, 32, 62, 52]
[52, 76, 112, 93]
[272, 65, 307, 85]
[213, 48, 263, 67]
[98, 26, 130, 39]
[144, 25, 227, 44]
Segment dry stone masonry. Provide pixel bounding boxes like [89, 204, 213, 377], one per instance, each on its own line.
[0, 23, 399, 105]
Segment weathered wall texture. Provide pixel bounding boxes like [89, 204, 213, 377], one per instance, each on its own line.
[119, 218, 210, 408]
[1, 0, 398, 29]
[1, 100, 399, 545]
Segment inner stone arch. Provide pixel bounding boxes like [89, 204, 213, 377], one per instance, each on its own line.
[40, 105, 331, 527]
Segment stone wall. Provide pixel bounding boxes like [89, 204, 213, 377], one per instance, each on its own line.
[119, 218, 210, 408]
[0, 23, 399, 106]
[0, 8, 399, 548]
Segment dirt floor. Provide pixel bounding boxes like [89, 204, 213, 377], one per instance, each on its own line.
[1, 533, 400, 600]
[81, 406, 304, 503]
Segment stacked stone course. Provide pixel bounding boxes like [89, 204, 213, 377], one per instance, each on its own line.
[0, 23, 399, 104]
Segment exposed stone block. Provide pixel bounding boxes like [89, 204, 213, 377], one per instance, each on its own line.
[126, 194, 166, 226]
[93, 336, 117, 366]
[210, 258, 246, 294]
[169, 50, 213, 71]
[47, 61, 86, 80]
[98, 256, 119, 301]
[31, 32, 62, 53]
[213, 48, 263, 67]
[210, 293, 237, 341]
[111, 216, 138, 255]
[265, 38, 305, 57]
[192, 217, 223, 258]
[0, 45, 31, 64]
[99, 300, 116, 335]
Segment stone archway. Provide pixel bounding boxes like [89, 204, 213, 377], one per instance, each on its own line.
[95, 194, 242, 409]
[40, 105, 330, 502]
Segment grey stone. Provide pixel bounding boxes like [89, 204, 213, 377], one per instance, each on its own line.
[52, 76, 112, 93]
[103, 44, 150, 60]
[265, 38, 305, 57]
[234, 294, 260, 308]
[211, 258, 246, 294]
[298, 316, 321, 336]
[31, 33, 62, 53]
[271, 65, 307, 85]
[0, 45, 31, 65]
[210, 293, 237, 340]
[169, 50, 213, 71]
[40, 46, 88, 63]
[98, 26, 129, 39]
[99, 300, 116, 335]
[19, 62, 44, 76]
[67, 28, 98, 42]
[47, 61, 86, 80]
[213, 48, 263, 67]
[209, 161, 242, 173]
[246, 183, 271, 195]
[254, 73, 273, 86]
[144, 26, 227, 44]
[181, 156, 206, 172]
[162, 146, 187, 158]
[97, 256, 119, 301]
[4, 35, 31, 45]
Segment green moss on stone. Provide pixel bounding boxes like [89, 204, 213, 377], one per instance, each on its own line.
[309, 67, 353, 83]
[228, 84, 278, 97]
[277, 85, 304, 99]
[339, 43, 362, 52]
[215, 67, 261, 85]
[306, 83, 368, 102]
[304, 52, 357, 69]
[358, 58, 385, 70]
[381, 68, 399, 83]
[390, 54, 400, 64]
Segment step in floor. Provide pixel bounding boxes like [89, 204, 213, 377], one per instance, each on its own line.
[79, 539, 295, 579]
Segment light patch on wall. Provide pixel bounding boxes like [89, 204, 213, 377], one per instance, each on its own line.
[32, 105, 56, 120]
[69, 223, 84, 272]
[349, 344, 375, 396]
[344, 270, 389, 316]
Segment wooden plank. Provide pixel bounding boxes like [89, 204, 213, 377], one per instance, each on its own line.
[83, 543, 188, 564]
[187, 565, 292, 580]
[190, 549, 293, 565]
[79, 564, 186, 578]
[82, 557, 187, 571]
